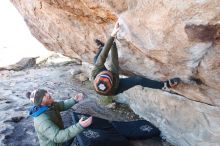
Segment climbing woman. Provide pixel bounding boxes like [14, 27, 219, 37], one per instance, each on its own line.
[91, 21, 181, 96]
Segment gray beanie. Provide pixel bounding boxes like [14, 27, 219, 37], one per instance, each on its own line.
[26, 89, 47, 106]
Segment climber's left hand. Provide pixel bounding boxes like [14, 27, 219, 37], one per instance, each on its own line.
[111, 21, 120, 37]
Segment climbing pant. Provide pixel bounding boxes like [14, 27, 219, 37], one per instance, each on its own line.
[94, 41, 119, 74]
[115, 76, 164, 95]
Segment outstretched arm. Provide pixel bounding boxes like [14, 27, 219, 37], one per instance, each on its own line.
[55, 93, 85, 111]
[94, 37, 115, 67]
[115, 76, 181, 94]
[110, 42, 119, 74]
[38, 116, 92, 143]
[38, 119, 84, 143]
[94, 21, 120, 67]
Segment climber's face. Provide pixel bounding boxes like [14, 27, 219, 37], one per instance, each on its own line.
[41, 92, 54, 105]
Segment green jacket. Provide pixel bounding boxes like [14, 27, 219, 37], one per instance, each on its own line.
[91, 36, 120, 96]
[31, 98, 84, 146]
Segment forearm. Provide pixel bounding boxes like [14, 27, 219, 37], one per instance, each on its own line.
[95, 36, 115, 66]
[50, 123, 84, 143]
[39, 119, 84, 143]
[63, 98, 76, 110]
[110, 42, 119, 74]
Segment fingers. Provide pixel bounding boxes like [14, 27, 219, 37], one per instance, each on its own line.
[84, 116, 92, 124]
[115, 27, 120, 32]
[76, 93, 83, 98]
[86, 116, 93, 123]
[79, 117, 84, 122]
[110, 20, 121, 37]
[79, 116, 93, 128]
[114, 21, 119, 28]
[74, 93, 85, 102]
[114, 21, 120, 31]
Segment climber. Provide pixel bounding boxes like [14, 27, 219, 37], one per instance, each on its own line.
[27, 89, 93, 146]
[91, 21, 181, 96]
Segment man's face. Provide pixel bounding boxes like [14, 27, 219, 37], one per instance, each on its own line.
[41, 92, 54, 105]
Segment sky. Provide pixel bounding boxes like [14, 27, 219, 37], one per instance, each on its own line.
[0, 1, 50, 67]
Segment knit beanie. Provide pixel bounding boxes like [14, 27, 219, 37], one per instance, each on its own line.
[26, 89, 47, 106]
[93, 71, 113, 94]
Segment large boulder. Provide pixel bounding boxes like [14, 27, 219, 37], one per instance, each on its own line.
[10, 0, 220, 145]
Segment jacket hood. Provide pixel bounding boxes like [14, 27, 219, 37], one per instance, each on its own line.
[29, 105, 49, 117]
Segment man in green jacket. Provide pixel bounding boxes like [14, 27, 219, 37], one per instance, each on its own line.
[27, 89, 92, 146]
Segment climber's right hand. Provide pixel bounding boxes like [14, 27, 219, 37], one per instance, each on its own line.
[111, 21, 120, 37]
[79, 116, 93, 128]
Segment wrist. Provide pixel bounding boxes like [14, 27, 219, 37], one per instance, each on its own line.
[76, 123, 85, 130]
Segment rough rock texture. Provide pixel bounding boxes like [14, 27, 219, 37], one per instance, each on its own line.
[10, 0, 220, 146]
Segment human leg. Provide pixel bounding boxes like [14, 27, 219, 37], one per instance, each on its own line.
[115, 76, 164, 94]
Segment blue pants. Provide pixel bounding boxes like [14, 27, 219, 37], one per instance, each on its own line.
[115, 76, 164, 94]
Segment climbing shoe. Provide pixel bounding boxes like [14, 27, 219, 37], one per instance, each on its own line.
[162, 77, 181, 91]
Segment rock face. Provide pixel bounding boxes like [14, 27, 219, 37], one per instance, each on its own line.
[10, 0, 220, 146]
[0, 57, 37, 71]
